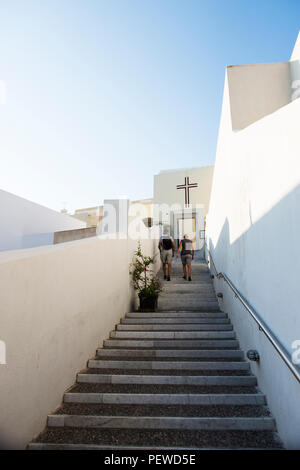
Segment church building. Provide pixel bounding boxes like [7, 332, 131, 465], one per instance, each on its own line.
[153, 165, 214, 251]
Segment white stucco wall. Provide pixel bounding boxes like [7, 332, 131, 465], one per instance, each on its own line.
[0, 189, 86, 251]
[0, 235, 158, 449]
[291, 31, 300, 60]
[227, 62, 292, 131]
[206, 70, 300, 448]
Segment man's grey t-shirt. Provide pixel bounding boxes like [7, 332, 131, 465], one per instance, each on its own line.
[181, 239, 193, 255]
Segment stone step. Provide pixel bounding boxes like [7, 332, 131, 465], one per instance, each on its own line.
[47, 414, 276, 431]
[87, 360, 249, 371]
[163, 281, 214, 286]
[168, 276, 212, 279]
[162, 277, 214, 280]
[96, 349, 244, 359]
[103, 339, 239, 348]
[84, 371, 250, 378]
[76, 374, 257, 386]
[73, 383, 258, 396]
[161, 293, 217, 299]
[121, 318, 230, 324]
[162, 282, 213, 286]
[161, 282, 213, 286]
[158, 307, 221, 314]
[84, 370, 250, 377]
[161, 267, 209, 273]
[29, 429, 282, 449]
[109, 331, 235, 339]
[163, 279, 212, 282]
[163, 283, 214, 287]
[58, 403, 270, 419]
[159, 294, 218, 300]
[116, 324, 233, 331]
[160, 292, 217, 299]
[161, 279, 214, 284]
[28, 443, 281, 450]
[161, 272, 212, 276]
[63, 393, 265, 406]
[161, 278, 212, 283]
[158, 300, 220, 312]
[161, 272, 211, 276]
[125, 312, 226, 318]
[163, 286, 215, 290]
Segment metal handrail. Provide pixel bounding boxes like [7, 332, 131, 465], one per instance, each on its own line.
[206, 244, 300, 383]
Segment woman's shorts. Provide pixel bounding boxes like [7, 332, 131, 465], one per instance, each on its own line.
[181, 254, 192, 265]
[160, 249, 173, 263]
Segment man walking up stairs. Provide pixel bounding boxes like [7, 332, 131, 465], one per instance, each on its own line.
[28, 254, 282, 450]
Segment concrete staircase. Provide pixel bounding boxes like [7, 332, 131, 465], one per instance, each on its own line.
[28, 255, 282, 450]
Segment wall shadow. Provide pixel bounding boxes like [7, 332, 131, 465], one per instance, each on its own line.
[208, 183, 300, 354]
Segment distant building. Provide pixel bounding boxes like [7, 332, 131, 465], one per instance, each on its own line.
[72, 199, 154, 230]
[72, 206, 103, 227]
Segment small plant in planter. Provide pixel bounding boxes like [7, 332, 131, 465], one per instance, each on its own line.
[130, 242, 162, 312]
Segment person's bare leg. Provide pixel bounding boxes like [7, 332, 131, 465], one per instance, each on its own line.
[187, 264, 192, 277]
[168, 263, 172, 277]
[183, 264, 187, 278]
[163, 263, 166, 277]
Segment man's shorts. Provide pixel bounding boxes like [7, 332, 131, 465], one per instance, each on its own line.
[181, 254, 192, 265]
[160, 249, 173, 264]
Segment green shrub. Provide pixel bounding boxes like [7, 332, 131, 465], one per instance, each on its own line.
[129, 242, 162, 299]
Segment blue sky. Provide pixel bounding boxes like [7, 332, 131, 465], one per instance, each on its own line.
[0, 0, 299, 213]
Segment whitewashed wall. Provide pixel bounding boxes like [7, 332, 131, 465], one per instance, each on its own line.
[206, 71, 300, 449]
[227, 62, 291, 131]
[0, 189, 86, 251]
[291, 31, 300, 60]
[0, 235, 158, 449]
